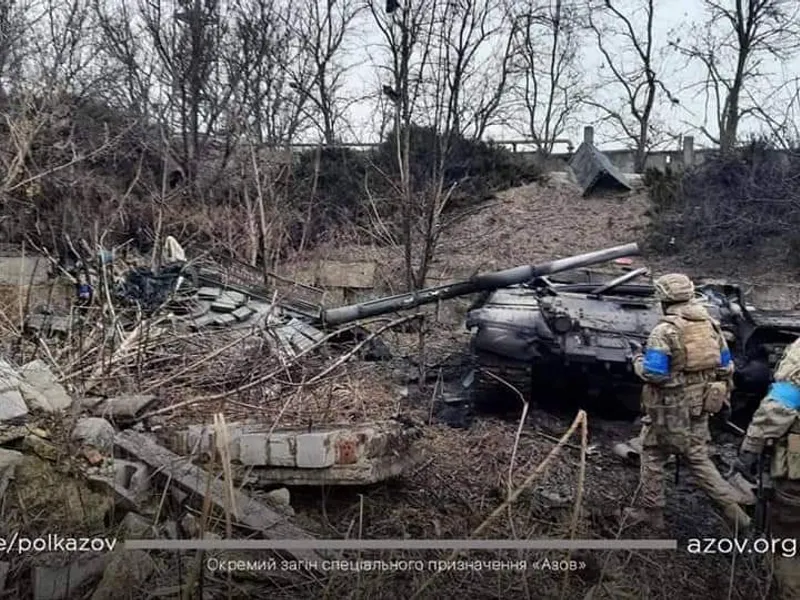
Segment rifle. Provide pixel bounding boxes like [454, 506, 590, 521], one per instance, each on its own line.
[754, 439, 775, 535]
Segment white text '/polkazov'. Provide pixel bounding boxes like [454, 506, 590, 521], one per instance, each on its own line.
[0, 533, 117, 554]
[687, 537, 797, 557]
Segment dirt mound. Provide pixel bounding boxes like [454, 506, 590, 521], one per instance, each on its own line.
[282, 176, 651, 290]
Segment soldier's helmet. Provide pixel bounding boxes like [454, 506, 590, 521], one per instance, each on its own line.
[653, 273, 695, 303]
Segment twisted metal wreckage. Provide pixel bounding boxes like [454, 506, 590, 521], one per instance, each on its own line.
[24, 238, 800, 416]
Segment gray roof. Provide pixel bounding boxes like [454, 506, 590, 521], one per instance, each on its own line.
[568, 141, 632, 196]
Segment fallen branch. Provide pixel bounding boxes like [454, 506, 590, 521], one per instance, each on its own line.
[267, 314, 419, 436]
[135, 317, 402, 421]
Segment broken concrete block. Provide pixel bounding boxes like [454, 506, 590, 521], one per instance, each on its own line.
[32, 555, 109, 600]
[115, 429, 328, 564]
[239, 433, 269, 466]
[0, 360, 28, 422]
[22, 435, 59, 461]
[89, 550, 155, 600]
[119, 512, 154, 539]
[0, 448, 23, 498]
[18, 360, 72, 413]
[265, 488, 294, 516]
[72, 418, 115, 453]
[268, 436, 296, 467]
[94, 394, 156, 419]
[87, 459, 152, 513]
[113, 460, 151, 497]
[296, 432, 336, 468]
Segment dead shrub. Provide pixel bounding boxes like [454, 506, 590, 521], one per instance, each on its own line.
[646, 139, 800, 262]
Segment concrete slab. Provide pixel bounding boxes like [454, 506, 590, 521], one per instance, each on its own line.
[239, 433, 269, 466]
[0, 256, 49, 285]
[296, 432, 336, 468]
[173, 421, 421, 485]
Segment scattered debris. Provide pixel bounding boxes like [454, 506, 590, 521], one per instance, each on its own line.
[115, 429, 328, 563]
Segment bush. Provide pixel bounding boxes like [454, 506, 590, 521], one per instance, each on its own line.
[646, 139, 800, 261]
[280, 125, 545, 249]
[0, 93, 544, 264]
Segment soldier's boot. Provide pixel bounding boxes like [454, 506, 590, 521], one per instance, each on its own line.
[621, 507, 665, 529]
[722, 503, 751, 534]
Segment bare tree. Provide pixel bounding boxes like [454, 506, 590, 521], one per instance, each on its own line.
[424, 0, 511, 140]
[670, 0, 800, 153]
[366, 0, 439, 290]
[583, 0, 676, 172]
[287, 0, 364, 144]
[226, 0, 309, 145]
[119, 0, 242, 188]
[0, 0, 38, 98]
[507, 0, 584, 155]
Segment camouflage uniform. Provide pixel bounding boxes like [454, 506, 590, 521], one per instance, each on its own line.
[740, 337, 800, 599]
[626, 273, 750, 531]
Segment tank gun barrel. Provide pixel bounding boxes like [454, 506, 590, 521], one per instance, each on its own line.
[319, 242, 640, 327]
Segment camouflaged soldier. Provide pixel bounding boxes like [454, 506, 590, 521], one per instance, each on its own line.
[624, 273, 750, 531]
[736, 337, 800, 599]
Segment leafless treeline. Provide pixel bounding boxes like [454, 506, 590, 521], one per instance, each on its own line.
[1, 0, 799, 181]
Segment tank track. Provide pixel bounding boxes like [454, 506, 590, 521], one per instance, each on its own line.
[470, 352, 534, 403]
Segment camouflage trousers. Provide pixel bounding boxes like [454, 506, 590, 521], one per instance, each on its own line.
[768, 479, 800, 600]
[637, 414, 743, 514]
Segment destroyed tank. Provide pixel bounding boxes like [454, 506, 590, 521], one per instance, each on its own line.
[463, 267, 800, 413]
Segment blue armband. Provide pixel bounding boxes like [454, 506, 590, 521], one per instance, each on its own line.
[719, 348, 731, 367]
[642, 348, 670, 375]
[766, 381, 800, 410]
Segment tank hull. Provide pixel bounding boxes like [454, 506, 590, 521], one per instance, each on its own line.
[465, 274, 800, 414]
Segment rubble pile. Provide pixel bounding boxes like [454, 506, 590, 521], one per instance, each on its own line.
[0, 345, 424, 597]
[0, 237, 433, 597]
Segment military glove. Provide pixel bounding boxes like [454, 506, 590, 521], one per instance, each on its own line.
[718, 399, 732, 422]
[628, 340, 642, 357]
[732, 450, 759, 481]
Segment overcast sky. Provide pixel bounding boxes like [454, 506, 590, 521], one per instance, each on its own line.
[337, 0, 800, 152]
